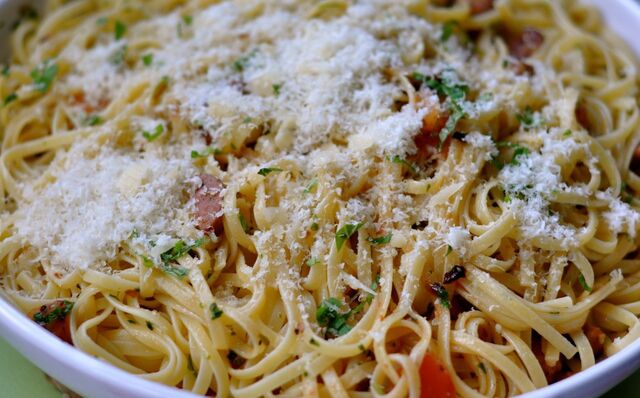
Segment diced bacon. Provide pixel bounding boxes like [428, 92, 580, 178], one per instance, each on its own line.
[68, 91, 109, 114]
[413, 105, 450, 160]
[28, 301, 73, 344]
[508, 28, 544, 59]
[585, 324, 606, 356]
[194, 174, 224, 233]
[467, 0, 493, 15]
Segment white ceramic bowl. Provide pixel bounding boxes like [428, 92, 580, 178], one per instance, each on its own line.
[0, 1, 639, 397]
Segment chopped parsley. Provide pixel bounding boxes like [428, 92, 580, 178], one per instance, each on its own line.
[210, 303, 223, 320]
[441, 21, 455, 42]
[140, 255, 154, 268]
[478, 362, 487, 374]
[310, 222, 319, 231]
[335, 222, 363, 251]
[257, 167, 283, 176]
[31, 60, 58, 93]
[177, 15, 193, 38]
[114, 20, 126, 40]
[1, 65, 10, 76]
[316, 297, 359, 337]
[309, 338, 319, 346]
[3, 93, 17, 106]
[429, 282, 451, 308]
[232, 51, 256, 72]
[388, 155, 417, 175]
[33, 301, 73, 326]
[578, 274, 592, 292]
[516, 106, 541, 128]
[84, 114, 103, 126]
[141, 54, 153, 67]
[160, 238, 204, 264]
[621, 182, 633, 204]
[159, 264, 189, 278]
[306, 257, 319, 267]
[109, 45, 128, 66]
[146, 320, 154, 330]
[495, 141, 530, 165]
[367, 233, 392, 245]
[304, 178, 318, 194]
[446, 245, 453, 256]
[191, 147, 222, 158]
[238, 213, 250, 233]
[563, 129, 572, 137]
[142, 124, 164, 141]
[272, 83, 282, 96]
[412, 72, 469, 146]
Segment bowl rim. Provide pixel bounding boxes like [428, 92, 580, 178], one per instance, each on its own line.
[1, 0, 640, 397]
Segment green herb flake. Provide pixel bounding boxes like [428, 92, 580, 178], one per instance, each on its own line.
[429, 282, 451, 309]
[146, 320, 154, 330]
[478, 362, 487, 374]
[114, 20, 126, 40]
[413, 73, 469, 146]
[441, 21, 455, 42]
[141, 255, 154, 268]
[191, 147, 222, 159]
[3, 93, 17, 106]
[142, 124, 164, 142]
[210, 303, 223, 320]
[496, 141, 530, 165]
[306, 257, 319, 267]
[446, 245, 453, 256]
[516, 106, 536, 127]
[563, 129, 572, 137]
[578, 274, 592, 292]
[141, 54, 153, 67]
[182, 15, 193, 25]
[316, 297, 355, 337]
[1, 65, 10, 76]
[33, 301, 74, 326]
[109, 45, 128, 66]
[335, 222, 364, 251]
[304, 178, 318, 194]
[232, 51, 256, 72]
[30, 60, 59, 93]
[310, 222, 319, 232]
[159, 264, 189, 278]
[257, 167, 283, 176]
[367, 233, 392, 245]
[309, 338, 319, 346]
[127, 319, 136, 324]
[84, 114, 103, 126]
[272, 83, 282, 96]
[389, 155, 418, 175]
[238, 213, 250, 233]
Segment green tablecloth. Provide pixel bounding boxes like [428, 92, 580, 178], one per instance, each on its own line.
[0, 336, 638, 397]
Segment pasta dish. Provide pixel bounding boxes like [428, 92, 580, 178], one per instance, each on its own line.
[1, 0, 640, 396]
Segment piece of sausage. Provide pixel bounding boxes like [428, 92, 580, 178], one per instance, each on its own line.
[28, 300, 73, 344]
[467, 0, 493, 15]
[194, 174, 224, 233]
[508, 28, 544, 59]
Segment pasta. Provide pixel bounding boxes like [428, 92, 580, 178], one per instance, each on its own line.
[1, 0, 640, 397]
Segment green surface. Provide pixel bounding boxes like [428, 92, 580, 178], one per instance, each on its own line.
[0, 335, 639, 397]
